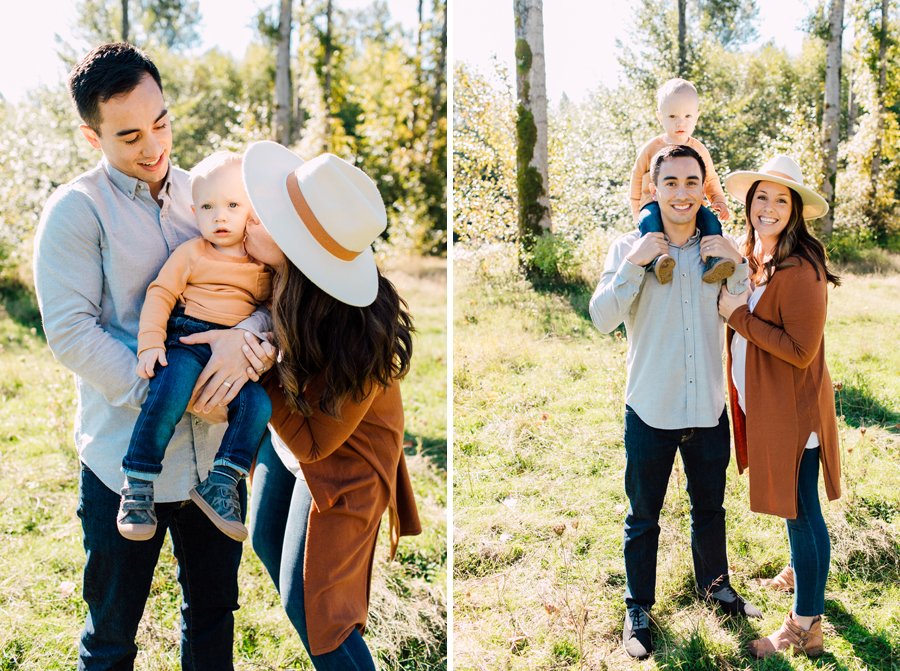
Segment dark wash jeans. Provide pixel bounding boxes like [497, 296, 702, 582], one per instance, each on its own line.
[623, 405, 731, 610]
[638, 201, 723, 237]
[122, 310, 271, 480]
[249, 435, 377, 671]
[788, 447, 830, 616]
[77, 464, 245, 670]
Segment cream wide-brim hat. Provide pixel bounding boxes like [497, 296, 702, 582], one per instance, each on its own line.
[242, 141, 387, 307]
[724, 154, 829, 221]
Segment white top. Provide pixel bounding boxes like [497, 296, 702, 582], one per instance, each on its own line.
[271, 425, 305, 479]
[731, 284, 818, 449]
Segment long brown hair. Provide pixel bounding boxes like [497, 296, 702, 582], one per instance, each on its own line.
[740, 180, 841, 287]
[271, 262, 413, 418]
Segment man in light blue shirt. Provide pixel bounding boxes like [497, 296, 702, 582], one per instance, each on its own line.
[590, 144, 761, 660]
[34, 43, 266, 670]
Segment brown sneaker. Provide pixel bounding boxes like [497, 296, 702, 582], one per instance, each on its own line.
[701, 256, 735, 283]
[653, 254, 676, 284]
[748, 611, 824, 659]
[758, 565, 794, 592]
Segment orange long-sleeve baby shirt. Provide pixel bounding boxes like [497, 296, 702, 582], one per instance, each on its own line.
[629, 135, 727, 217]
[137, 237, 271, 355]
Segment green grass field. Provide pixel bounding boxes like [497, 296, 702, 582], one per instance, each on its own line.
[0, 256, 447, 670]
[453, 247, 899, 671]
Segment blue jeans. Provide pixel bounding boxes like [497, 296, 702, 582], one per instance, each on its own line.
[77, 464, 244, 670]
[249, 436, 377, 670]
[638, 201, 722, 237]
[123, 311, 271, 480]
[788, 447, 830, 616]
[623, 405, 732, 609]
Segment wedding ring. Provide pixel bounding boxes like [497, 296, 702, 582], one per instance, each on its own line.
[222, 380, 233, 388]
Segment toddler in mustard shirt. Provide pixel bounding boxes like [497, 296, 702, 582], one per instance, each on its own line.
[630, 78, 734, 284]
[117, 151, 272, 543]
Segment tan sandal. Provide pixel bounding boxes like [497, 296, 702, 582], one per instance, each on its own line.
[758, 565, 794, 592]
[749, 611, 824, 658]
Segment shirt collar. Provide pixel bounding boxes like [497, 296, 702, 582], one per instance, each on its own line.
[102, 156, 173, 199]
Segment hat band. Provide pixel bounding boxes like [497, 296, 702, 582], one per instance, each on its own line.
[285, 174, 360, 262]
[765, 170, 801, 185]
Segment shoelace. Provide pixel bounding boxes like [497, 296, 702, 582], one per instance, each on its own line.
[629, 608, 649, 630]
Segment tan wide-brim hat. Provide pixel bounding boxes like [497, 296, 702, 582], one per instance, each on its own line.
[242, 141, 387, 307]
[724, 154, 829, 221]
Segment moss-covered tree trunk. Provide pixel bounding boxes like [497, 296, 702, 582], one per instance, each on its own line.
[820, 0, 844, 239]
[513, 0, 552, 277]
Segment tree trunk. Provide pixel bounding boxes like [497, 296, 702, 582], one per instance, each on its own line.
[410, 0, 425, 135]
[514, 0, 552, 274]
[847, 61, 857, 137]
[820, 0, 844, 238]
[429, 0, 446, 134]
[677, 0, 687, 76]
[122, 0, 129, 42]
[274, 0, 293, 146]
[323, 0, 334, 109]
[869, 0, 888, 189]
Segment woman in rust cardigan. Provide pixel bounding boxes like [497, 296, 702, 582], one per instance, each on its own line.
[717, 155, 841, 660]
[240, 142, 421, 669]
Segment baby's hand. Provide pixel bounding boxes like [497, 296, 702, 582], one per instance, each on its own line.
[136, 348, 167, 379]
[711, 201, 731, 222]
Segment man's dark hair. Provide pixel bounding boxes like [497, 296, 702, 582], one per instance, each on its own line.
[649, 144, 706, 185]
[68, 42, 163, 132]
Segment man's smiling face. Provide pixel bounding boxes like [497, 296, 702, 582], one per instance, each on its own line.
[649, 156, 704, 229]
[80, 73, 172, 189]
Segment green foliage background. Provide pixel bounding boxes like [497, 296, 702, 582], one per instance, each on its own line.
[0, 0, 447, 278]
[454, 0, 900, 278]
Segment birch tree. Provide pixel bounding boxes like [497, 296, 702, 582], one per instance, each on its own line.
[274, 0, 293, 145]
[513, 0, 551, 275]
[820, 0, 844, 238]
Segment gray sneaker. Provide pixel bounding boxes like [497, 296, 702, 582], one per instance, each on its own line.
[189, 472, 247, 542]
[117, 480, 157, 541]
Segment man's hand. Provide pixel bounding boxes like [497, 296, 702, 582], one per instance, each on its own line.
[625, 232, 669, 267]
[718, 285, 750, 320]
[700, 234, 741, 263]
[179, 329, 263, 413]
[136, 348, 167, 379]
[710, 201, 731, 222]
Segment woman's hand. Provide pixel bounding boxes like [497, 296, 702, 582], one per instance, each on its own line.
[241, 331, 278, 382]
[718, 285, 750, 321]
[179, 329, 270, 413]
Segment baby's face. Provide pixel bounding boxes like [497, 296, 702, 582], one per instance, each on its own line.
[656, 91, 700, 144]
[192, 162, 253, 251]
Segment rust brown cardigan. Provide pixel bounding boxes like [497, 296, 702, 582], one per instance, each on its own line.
[725, 256, 841, 519]
[263, 377, 422, 655]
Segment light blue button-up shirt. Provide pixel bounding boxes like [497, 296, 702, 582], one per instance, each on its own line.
[34, 158, 229, 502]
[589, 229, 749, 430]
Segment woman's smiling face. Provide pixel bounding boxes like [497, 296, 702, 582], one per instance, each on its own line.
[749, 180, 795, 246]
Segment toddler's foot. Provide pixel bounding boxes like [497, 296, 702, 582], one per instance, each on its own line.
[189, 469, 247, 542]
[117, 479, 157, 541]
[651, 254, 676, 285]
[702, 256, 735, 283]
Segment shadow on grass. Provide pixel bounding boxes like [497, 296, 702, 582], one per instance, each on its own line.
[0, 277, 44, 338]
[404, 432, 446, 472]
[825, 598, 898, 671]
[531, 276, 594, 323]
[834, 383, 900, 429]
